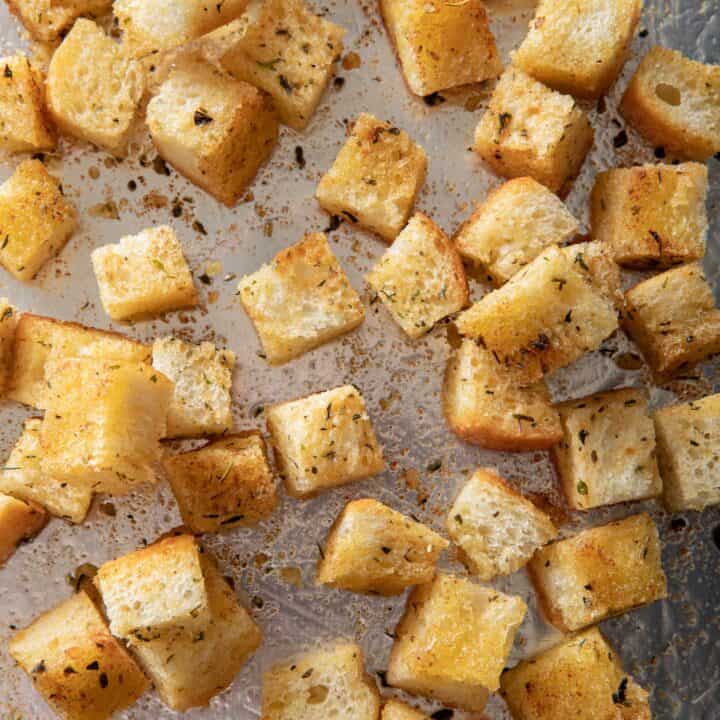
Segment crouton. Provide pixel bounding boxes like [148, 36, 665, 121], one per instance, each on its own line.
[9, 591, 149, 720]
[316, 113, 428, 241]
[654, 393, 720, 512]
[553, 388, 662, 511]
[455, 246, 618, 382]
[0, 493, 46, 565]
[473, 68, 594, 195]
[591, 162, 708, 268]
[501, 627, 652, 720]
[387, 573, 526, 712]
[267, 385, 384, 499]
[366, 213, 468, 338]
[454, 177, 579, 285]
[46, 19, 144, 156]
[147, 57, 278, 207]
[152, 336, 234, 437]
[558, 241, 623, 310]
[39, 358, 173, 495]
[165, 433, 277, 533]
[382, 700, 429, 720]
[238, 233, 364, 364]
[620, 46, 720, 161]
[262, 642, 380, 720]
[0, 298, 17, 394]
[5, 0, 112, 42]
[512, 0, 642, 98]
[622, 262, 720, 376]
[219, 0, 345, 130]
[7, 313, 150, 409]
[0, 55, 54, 153]
[0, 159, 77, 282]
[91, 225, 198, 321]
[447, 469, 557, 580]
[443, 338, 562, 451]
[127, 553, 261, 711]
[528, 513, 667, 632]
[316, 498, 448, 595]
[380, 0, 501, 97]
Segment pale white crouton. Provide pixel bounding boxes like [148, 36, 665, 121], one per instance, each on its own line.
[0, 493, 46, 565]
[5, 0, 111, 42]
[0, 298, 17, 395]
[382, 700, 429, 720]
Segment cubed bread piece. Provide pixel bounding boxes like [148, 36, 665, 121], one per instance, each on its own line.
[238, 233, 364, 364]
[91, 225, 198, 321]
[127, 553, 261, 711]
[456, 246, 618, 382]
[152, 336, 234, 437]
[5, 0, 111, 41]
[46, 19, 144, 156]
[39, 358, 173, 495]
[382, 700, 429, 720]
[0, 493, 46, 565]
[9, 591, 149, 720]
[512, 0, 641, 98]
[220, 0, 345, 130]
[0, 297, 17, 394]
[316, 113, 428, 241]
[387, 573, 526, 712]
[591, 162, 708, 268]
[528, 513, 667, 632]
[622, 262, 720, 375]
[316, 498, 448, 595]
[366, 213, 468, 338]
[454, 177, 579, 285]
[559, 240, 623, 310]
[147, 57, 278, 207]
[267, 385, 384, 499]
[654, 393, 720, 511]
[553, 388, 662, 510]
[0, 55, 54, 152]
[447, 469, 557, 581]
[473, 68, 594, 195]
[380, 0, 501, 97]
[620, 46, 720, 161]
[165, 433, 277, 533]
[0, 418, 93, 523]
[262, 642, 380, 720]
[0, 159, 77, 282]
[7, 313, 150, 409]
[501, 627, 652, 720]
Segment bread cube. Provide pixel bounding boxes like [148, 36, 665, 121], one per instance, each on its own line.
[9, 591, 149, 720]
[623, 263, 720, 376]
[454, 177, 579, 285]
[366, 213, 468, 339]
[46, 19, 144, 156]
[512, 0, 642, 98]
[220, 0, 345, 130]
[0, 298, 17, 395]
[387, 573, 526, 712]
[5, 0, 111, 42]
[238, 233, 364, 364]
[316, 113, 428, 241]
[165, 433, 277, 533]
[152, 336, 234, 437]
[382, 700, 429, 720]
[0, 159, 77, 282]
[528, 513, 667, 632]
[262, 642, 379, 720]
[474, 68, 594, 195]
[147, 57, 278, 207]
[316, 498, 448, 595]
[455, 246, 618, 382]
[127, 553, 261, 711]
[447, 469, 557, 581]
[0, 493, 46, 565]
[91, 225, 198, 321]
[501, 627, 652, 720]
[0, 55, 54, 153]
[553, 388, 662, 511]
[380, 0, 501, 97]
[267, 385, 384, 499]
[654, 393, 720, 512]
[620, 46, 720, 161]
[591, 162, 708, 268]
[559, 240, 623, 310]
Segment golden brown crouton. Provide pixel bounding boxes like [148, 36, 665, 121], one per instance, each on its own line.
[5, 0, 112, 42]
[381, 700, 429, 720]
[0, 493, 46, 565]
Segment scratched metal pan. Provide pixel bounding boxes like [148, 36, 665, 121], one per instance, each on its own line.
[0, 0, 718, 718]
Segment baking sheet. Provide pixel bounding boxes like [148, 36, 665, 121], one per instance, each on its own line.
[0, 0, 719, 718]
